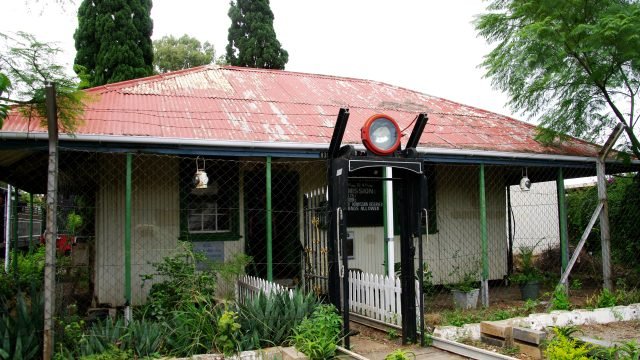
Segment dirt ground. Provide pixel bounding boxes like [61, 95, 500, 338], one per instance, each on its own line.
[578, 320, 640, 343]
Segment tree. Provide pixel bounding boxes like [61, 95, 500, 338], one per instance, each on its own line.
[0, 32, 84, 132]
[153, 34, 216, 73]
[74, 0, 154, 88]
[475, 0, 640, 158]
[226, 0, 288, 69]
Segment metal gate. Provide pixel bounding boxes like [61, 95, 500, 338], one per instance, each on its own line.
[303, 187, 329, 296]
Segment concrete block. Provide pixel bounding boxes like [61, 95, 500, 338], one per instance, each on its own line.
[514, 340, 543, 360]
[513, 327, 546, 345]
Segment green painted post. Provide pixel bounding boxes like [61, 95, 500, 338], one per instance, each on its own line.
[29, 193, 34, 254]
[266, 156, 273, 281]
[125, 153, 132, 305]
[556, 168, 569, 274]
[479, 164, 489, 307]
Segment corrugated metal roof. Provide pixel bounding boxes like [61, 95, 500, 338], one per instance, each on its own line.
[1, 65, 599, 157]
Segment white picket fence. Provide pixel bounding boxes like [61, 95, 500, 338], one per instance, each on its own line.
[236, 275, 293, 304]
[237, 272, 419, 328]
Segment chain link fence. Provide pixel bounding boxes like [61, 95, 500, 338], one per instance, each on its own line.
[1, 147, 639, 333]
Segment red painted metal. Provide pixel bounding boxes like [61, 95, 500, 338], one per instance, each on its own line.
[1, 65, 600, 157]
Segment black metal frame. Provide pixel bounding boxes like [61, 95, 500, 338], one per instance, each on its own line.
[327, 108, 429, 345]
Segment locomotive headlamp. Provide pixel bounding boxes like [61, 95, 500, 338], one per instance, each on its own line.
[361, 114, 401, 156]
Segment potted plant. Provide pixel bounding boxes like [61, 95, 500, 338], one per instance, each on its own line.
[510, 242, 544, 300]
[447, 265, 480, 309]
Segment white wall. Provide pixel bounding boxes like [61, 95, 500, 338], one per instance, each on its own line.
[509, 181, 560, 255]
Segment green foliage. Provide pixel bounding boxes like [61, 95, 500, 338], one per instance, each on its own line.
[121, 319, 165, 358]
[290, 304, 342, 360]
[596, 288, 617, 308]
[78, 346, 133, 360]
[226, 0, 288, 69]
[238, 289, 319, 350]
[440, 300, 540, 327]
[74, 0, 154, 87]
[140, 241, 218, 321]
[0, 291, 44, 360]
[153, 34, 217, 73]
[78, 318, 126, 356]
[395, 262, 435, 295]
[214, 310, 242, 356]
[0, 246, 45, 299]
[511, 240, 545, 284]
[567, 176, 640, 276]
[447, 263, 480, 293]
[387, 329, 398, 340]
[0, 32, 85, 132]
[164, 299, 222, 357]
[384, 349, 416, 360]
[549, 284, 571, 311]
[475, 0, 640, 158]
[544, 329, 591, 360]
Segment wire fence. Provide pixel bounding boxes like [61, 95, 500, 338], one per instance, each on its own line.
[1, 148, 639, 329]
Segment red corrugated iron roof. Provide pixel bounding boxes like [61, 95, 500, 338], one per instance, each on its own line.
[1, 65, 599, 157]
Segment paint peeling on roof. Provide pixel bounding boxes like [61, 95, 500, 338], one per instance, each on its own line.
[1, 65, 601, 157]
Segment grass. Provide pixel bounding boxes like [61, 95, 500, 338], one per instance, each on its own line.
[436, 300, 542, 327]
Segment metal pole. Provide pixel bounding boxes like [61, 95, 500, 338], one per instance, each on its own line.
[4, 184, 12, 273]
[43, 82, 59, 360]
[266, 156, 273, 281]
[384, 167, 394, 277]
[29, 193, 34, 254]
[479, 164, 489, 307]
[506, 186, 514, 276]
[12, 186, 18, 275]
[556, 168, 569, 286]
[124, 153, 132, 321]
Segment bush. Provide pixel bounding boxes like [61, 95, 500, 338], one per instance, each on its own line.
[0, 291, 44, 360]
[238, 289, 319, 350]
[290, 304, 342, 360]
[0, 246, 45, 299]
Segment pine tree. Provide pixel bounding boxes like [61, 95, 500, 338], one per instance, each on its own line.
[226, 0, 288, 69]
[74, 0, 154, 88]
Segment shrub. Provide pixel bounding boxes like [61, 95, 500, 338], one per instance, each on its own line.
[0, 291, 44, 360]
[238, 289, 319, 350]
[164, 298, 222, 357]
[290, 304, 342, 360]
[544, 326, 591, 360]
[549, 284, 571, 311]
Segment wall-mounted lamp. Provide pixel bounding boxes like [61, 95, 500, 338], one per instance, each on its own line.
[520, 168, 531, 191]
[194, 157, 209, 189]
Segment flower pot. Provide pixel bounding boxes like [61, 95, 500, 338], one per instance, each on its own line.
[452, 288, 480, 309]
[519, 281, 540, 301]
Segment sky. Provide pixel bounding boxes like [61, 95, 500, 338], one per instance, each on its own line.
[1, 0, 521, 121]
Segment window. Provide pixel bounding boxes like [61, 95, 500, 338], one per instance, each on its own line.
[180, 159, 239, 241]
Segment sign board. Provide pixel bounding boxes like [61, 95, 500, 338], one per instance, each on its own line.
[193, 241, 225, 269]
[347, 180, 383, 227]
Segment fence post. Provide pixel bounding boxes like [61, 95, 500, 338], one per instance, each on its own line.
[29, 193, 34, 253]
[124, 153, 132, 321]
[479, 164, 489, 307]
[596, 159, 612, 291]
[43, 82, 59, 360]
[12, 186, 18, 275]
[556, 167, 569, 287]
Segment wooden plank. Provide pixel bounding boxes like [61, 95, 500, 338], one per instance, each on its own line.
[514, 340, 543, 360]
[513, 327, 546, 345]
[480, 321, 512, 338]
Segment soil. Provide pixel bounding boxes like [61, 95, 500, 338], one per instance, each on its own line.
[578, 320, 640, 344]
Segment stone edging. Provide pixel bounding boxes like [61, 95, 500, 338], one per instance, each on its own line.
[433, 303, 640, 341]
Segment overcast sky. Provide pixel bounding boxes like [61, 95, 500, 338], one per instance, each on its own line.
[2, 0, 522, 121]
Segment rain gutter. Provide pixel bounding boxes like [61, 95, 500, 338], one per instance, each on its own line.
[2, 132, 638, 166]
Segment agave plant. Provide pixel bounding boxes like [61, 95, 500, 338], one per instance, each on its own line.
[238, 289, 319, 350]
[0, 291, 44, 360]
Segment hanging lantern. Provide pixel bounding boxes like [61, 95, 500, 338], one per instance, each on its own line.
[520, 168, 531, 191]
[194, 157, 209, 189]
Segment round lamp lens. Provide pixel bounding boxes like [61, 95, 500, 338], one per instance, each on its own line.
[361, 114, 401, 156]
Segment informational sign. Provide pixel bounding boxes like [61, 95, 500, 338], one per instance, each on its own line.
[192, 241, 225, 269]
[347, 180, 383, 227]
